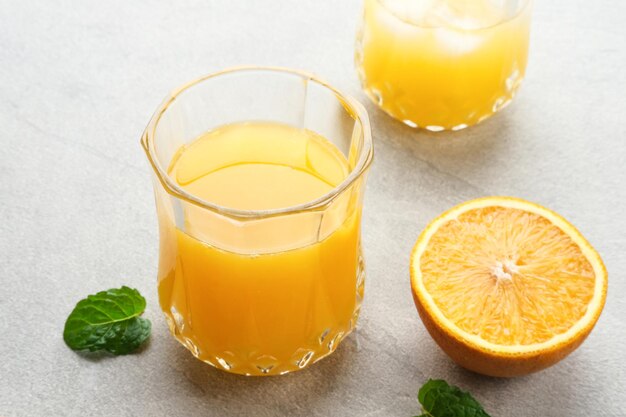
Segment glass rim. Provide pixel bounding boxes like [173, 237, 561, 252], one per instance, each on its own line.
[141, 65, 373, 220]
[374, 0, 532, 31]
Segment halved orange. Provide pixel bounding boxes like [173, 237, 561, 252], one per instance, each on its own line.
[410, 197, 607, 377]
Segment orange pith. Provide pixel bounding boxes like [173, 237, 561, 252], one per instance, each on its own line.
[410, 197, 607, 377]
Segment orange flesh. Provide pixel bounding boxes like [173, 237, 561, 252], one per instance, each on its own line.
[420, 206, 596, 345]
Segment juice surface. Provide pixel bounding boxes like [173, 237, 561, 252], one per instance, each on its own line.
[357, 0, 532, 130]
[157, 122, 363, 375]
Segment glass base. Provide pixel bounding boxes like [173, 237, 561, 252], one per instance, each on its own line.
[362, 84, 521, 132]
[162, 253, 366, 376]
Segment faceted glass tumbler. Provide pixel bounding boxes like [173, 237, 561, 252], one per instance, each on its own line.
[141, 67, 373, 375]
[356, 0, 533, 131]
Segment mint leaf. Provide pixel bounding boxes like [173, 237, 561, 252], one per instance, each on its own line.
[417, 379, 491, 417]
[63, 286, 151, 355]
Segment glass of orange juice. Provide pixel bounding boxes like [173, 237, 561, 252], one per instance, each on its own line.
[356, 0, 532, 131]
[141, 67, 373, 376]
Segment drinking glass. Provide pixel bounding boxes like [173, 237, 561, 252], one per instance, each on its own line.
[141, 67, 373, 375]
[356, 0, 532, 131]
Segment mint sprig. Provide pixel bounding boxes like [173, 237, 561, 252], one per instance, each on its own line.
[63, 286, 151, 355]
[415, 379, 491, 417]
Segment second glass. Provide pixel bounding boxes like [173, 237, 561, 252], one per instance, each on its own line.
[142, 67, 373, 376]
[356, 0, 532, 131]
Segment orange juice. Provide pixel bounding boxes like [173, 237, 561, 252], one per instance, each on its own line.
[156, 122, 364, 375]
[356, 0, 532, 130]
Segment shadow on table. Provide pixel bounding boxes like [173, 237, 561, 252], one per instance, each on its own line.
[410, 329, 581, 413]
[366, 100, 519, 183]
[162, 331, 362, 410]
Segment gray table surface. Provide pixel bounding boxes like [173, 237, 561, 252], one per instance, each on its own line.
[2, 0, 625, 416]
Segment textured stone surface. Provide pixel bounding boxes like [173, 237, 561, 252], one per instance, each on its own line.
[1, 0, 625, 415]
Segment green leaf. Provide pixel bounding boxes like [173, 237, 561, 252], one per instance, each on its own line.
[416, 379, 491, 417]
[63, 286, 151, 355]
